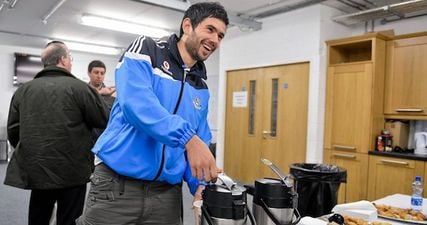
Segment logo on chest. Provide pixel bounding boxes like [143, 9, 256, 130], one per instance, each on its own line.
[161, 61, 172, 75]
[193, 97, 202, 110]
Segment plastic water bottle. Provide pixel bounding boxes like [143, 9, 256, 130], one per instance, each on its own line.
[411, 176, 423, 211]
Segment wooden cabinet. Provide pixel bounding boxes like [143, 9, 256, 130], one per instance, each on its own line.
[325, 34, 386, 154]
[368, 155, 425, 200]
[326, 63, 376, 153]
[324, 150, 368, 203]
[384, 33, 427, 119]
[324, 33, 386, 202]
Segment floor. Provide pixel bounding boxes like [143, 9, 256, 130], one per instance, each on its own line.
[0, 162, 196, 225]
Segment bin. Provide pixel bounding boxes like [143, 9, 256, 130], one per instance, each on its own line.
[289, 163, 347, 217]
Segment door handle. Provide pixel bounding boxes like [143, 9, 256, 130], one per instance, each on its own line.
[262, 130, 272, 139]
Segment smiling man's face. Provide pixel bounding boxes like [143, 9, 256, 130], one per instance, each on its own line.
[184, 17, 226, 61]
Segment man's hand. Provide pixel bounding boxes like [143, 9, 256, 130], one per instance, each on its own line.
[98, 86, 116, 96]
[186, 135, 219, 182]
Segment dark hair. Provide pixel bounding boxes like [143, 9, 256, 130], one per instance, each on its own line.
[88, 60, 106, 72]
[179, 2, 229, 37]
[42, 41, 67, 67]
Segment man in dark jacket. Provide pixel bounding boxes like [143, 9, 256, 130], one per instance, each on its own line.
[4, 41, 109, 225]
[86, 60, 115, 142]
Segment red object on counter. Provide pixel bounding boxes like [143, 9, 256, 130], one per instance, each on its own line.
[376, 135, 385, 151]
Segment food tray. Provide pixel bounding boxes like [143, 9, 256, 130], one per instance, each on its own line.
[378, 214, 427, 224]
[374, 194, 427, 224]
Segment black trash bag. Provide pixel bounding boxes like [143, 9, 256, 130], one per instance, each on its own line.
[289, 163, 347, 217]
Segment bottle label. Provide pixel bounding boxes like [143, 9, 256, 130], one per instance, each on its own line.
[411, 196, 423, 208]
[376, 136, 384, 151]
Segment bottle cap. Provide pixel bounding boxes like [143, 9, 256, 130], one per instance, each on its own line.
[382, 129, 390, 135]
[415, 176, 422, 182]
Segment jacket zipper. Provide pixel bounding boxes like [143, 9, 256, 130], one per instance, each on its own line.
[153, 66, 189, 181]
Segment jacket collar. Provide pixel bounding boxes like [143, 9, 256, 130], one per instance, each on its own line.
[167, 34, 207, 80]
[34, 66, 76, 79]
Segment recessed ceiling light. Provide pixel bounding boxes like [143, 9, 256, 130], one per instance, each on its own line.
[80, 14, 172, 38]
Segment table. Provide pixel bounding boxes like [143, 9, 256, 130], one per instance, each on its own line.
[297, 194, 427, 225]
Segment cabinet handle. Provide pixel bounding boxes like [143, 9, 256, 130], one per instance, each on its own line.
[395, 108, 424, 112]
[380, 159, 409, 166]
[332, 153, 356, 159]
[333, 145, 356, 151]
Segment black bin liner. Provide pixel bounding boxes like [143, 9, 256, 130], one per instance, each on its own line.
[289, 163, 347, 217]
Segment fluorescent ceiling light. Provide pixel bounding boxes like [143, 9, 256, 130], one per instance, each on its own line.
[81, 14, 172, 38]
[64, 41, 122, 55]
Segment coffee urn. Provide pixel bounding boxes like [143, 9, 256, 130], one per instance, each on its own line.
[201, 174, 255, 225]
[249, 159, 301, 225]
[252, 178, 300, 225]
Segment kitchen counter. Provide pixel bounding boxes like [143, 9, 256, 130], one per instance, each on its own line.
[369, 150, 427, 161]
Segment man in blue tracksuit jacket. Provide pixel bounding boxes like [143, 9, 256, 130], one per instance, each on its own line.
[77, 2, 229, 225]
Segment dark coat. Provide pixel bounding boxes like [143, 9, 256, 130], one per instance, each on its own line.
[4, 66, 109, 189]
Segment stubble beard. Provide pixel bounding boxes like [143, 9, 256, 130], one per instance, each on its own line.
[185, 32, 205, 62]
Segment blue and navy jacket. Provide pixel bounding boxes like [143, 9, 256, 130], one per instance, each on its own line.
[93, 34, 212, 194]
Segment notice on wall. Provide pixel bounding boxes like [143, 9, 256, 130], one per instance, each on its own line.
[232, 91, 247, 108]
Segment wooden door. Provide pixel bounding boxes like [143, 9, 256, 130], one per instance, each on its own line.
[326, 64, 373, 153]
[224, 68, 264, 183]
[384, 35, 427, 116]
[224, 63, 309, 184]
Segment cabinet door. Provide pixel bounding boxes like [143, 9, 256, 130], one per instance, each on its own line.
[325, 63, 373, 153]
[324, 150, 368, 203]
[384, 35, 427, 117]
[367, 155, 425, 200]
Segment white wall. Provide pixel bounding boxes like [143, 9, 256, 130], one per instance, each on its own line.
[0, 44, 119, 130]
[215, 4, 427, 168]
[203, 50, 220, 143]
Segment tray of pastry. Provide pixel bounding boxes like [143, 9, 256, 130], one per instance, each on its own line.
[374, 203, 427, 224]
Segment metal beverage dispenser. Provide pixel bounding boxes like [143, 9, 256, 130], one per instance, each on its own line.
[201, 174, 255, 225]
[250, 159, 301, 225]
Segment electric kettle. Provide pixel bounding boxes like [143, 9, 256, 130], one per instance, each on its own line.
[415, 132, 427, 155]
[201, 174, 256, 225]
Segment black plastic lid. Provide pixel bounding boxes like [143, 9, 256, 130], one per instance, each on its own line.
[253, 178, 296, 208]
[202, 184, 247, 220]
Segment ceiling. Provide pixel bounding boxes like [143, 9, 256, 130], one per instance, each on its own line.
[0, 0, 425, 54]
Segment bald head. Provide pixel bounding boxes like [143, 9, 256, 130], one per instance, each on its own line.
[41, 41, 72, 72]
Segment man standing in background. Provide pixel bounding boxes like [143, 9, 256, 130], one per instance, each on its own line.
[87, 60, 116, 99]
[87, 60, 116, 141]
[4, 41, 109, 225]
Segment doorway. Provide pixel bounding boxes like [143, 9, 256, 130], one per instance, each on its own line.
[224, 62, 309, 183]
